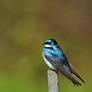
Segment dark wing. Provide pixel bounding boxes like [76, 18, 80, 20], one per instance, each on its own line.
[51, 60, 82, 86]
[60, 54, 85, 83]
[69, 63, 85, 83]
[44, 55, 82, 86]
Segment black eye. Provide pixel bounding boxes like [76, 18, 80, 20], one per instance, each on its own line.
[44, 42, 51, 45]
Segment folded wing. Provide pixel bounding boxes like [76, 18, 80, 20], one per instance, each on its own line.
[69, 63, 85, 83]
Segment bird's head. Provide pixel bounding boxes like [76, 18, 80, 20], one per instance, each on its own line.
[43, 39, 58, 48]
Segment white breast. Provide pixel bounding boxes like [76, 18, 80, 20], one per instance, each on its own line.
[42, 53, 56, 70]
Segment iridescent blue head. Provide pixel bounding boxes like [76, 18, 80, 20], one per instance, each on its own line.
[43, 39, 64, 61]
[43, 39, 58, 47]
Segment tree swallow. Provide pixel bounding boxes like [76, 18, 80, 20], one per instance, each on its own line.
[42, 39, 85, 86]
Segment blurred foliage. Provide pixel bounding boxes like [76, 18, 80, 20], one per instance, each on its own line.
[0, 0, 92, 92]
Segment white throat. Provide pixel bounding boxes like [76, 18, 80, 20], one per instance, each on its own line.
[45, 44, 52, 47]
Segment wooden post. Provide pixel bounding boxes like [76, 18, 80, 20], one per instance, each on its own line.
[47, 69, 59, 92]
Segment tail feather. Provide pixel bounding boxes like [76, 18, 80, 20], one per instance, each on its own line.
[69, 64, 85, 83]
[71, 70, 85, 83]
[59, 66, 82, 86]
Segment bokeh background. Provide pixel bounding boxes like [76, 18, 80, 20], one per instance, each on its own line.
[0, 0, 92, 92]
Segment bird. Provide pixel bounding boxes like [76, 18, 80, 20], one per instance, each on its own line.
[42, 39, 85, 86]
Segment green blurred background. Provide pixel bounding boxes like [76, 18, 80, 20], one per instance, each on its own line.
[0, 0, 92, 92]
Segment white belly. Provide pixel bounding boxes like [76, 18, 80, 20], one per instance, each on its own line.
[42, 53, 56, 70]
